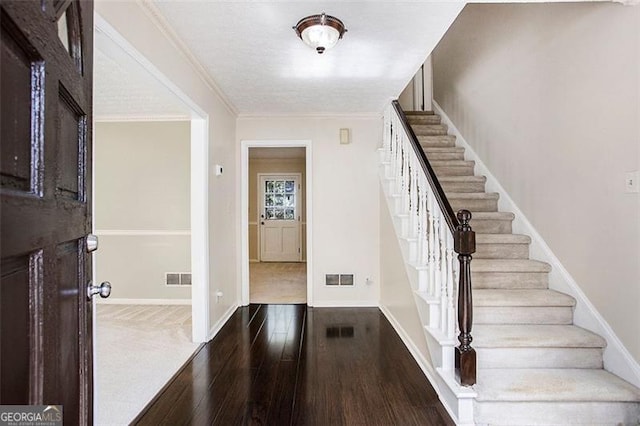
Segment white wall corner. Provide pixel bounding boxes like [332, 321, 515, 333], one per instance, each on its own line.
[433, 99, 640, 389]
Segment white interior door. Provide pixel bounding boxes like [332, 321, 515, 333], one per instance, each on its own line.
[260, 175, 301, 262]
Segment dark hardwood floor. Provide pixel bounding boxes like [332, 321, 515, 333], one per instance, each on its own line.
[134, 305, 455, 425]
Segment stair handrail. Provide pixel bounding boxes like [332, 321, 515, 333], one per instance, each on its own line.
[384, 100, 477, 386]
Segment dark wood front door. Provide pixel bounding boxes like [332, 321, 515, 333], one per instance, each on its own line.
[1, 0, 94, 424]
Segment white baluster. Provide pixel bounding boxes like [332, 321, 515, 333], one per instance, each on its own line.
[446, 232, 457, 340]
[440, 216, 448, 335]
[427, 191, 436, 298]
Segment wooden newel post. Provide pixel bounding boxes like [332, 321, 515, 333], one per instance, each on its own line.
[454, 209, 476, 386]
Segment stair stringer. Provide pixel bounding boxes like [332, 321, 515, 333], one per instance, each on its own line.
[378, 152, 477, 425]
[433, 100, 640, 389]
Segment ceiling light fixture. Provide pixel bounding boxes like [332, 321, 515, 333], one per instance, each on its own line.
[293, 12, 347, 54]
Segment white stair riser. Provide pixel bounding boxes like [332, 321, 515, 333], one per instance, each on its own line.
[474, 401, 640, 425]
[476, 347, 603, 369]
[450, 198, 498, 212]
[472, 272, 549, 289]
[432, 166, 475, 176]
[475, 306, 573, 325]
[469, 218, 513, 234]
[394, 215, 409, 237]
[399, 238, 418, 263]
[475, 243, 529, 259]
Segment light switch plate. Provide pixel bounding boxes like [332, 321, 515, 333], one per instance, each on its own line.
[625, 171, 639, 193]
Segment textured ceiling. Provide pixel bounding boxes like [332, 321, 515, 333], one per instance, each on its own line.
[94, 25, 192, 121]
[150, 1, 464, 115]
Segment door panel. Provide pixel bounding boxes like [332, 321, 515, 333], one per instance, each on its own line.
[0, 254, 31, 404]
[0, 1, 94, 424]
[259, 175, 301, 262]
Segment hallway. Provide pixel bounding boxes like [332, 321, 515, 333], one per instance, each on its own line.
[134, 305, 454, 425]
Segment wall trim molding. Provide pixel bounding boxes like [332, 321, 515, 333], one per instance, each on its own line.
[95, 115, 191, 123]
[237, 112, 382, 120]
[94, 229, 191, 236]
[97, 298, 191, 305]
[135, 0, 237, 115]
[433, 100, 640, 388]
[207, 303, 238, 341]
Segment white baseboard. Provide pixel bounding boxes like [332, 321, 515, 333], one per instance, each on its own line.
[97, 298, 191, 305]
[380, 304, 438, 384]
[207, 303, 238, 341]
[380, 304, 471, 425]
[433, 100, 640, 388]
[311, 300, 379, 308]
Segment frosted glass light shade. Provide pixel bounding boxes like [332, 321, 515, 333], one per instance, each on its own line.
[293, 13, 347, 54]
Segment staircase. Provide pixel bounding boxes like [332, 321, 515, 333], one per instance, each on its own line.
[379, 106, 640, 425]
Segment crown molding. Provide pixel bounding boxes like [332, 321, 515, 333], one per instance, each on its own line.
[95, 114, 191, 123]
[135, 0, 238, 116]
[237, 112, 383, 120]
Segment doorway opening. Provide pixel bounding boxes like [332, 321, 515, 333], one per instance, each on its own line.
[241, 141, 313, 306]
[93, 15, 209, 424]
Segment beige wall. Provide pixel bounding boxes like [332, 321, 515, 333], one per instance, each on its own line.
[95, 121, 190, 230]
[379, 187, 432, 366]
[97, 2, 238, 334]
[248, 157, 306, 261]
[237, 117, 382, 306]
[94, 121, 191, 300]
[433, 3, 640, 362]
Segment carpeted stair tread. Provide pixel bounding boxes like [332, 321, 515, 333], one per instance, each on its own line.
[404, 110, 435, 115]
[471, 259, 550, 273]
[439, 175, 486, 183]
[474, 289, 575, 307]
[418, 135, 457, 146]
[423, 147, 465, 153]
[447, 192, 499, 200]
[471, 211, 515, 219]
[473, 324, 605, 348]
[412, 124, 449, 136]
[407, 115, 441, 125]
[476, 234, 531, 244]
[430, 160, 475, 167]
[475, 369, 640, 402]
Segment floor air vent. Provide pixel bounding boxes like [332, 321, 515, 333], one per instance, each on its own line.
[165, 272, 192, 286]
[325, 274, 354, 286]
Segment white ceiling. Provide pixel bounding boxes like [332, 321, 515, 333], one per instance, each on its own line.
[149, 1, 463, 115]
[94, 24, 192, 121]
[94, 1, 464, 118]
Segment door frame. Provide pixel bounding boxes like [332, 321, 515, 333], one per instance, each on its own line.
[93, 15, 210, 344]
[240, 140, 313, 306]
[257, 172, 303, 262]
